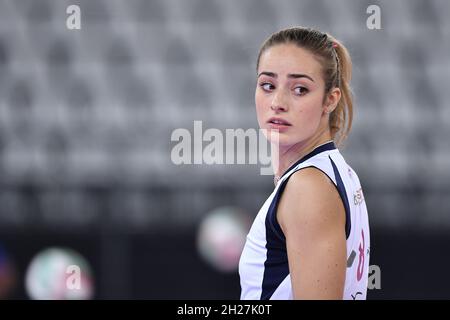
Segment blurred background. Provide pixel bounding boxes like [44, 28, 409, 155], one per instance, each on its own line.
[0, 0, 449, 299]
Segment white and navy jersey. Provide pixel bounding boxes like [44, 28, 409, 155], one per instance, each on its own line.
[239, 141, 370, 300]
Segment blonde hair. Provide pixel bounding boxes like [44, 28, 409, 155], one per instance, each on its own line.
[256, 27, 353, 146]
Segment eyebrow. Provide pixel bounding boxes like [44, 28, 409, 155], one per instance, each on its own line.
[257, 71, 315, 82]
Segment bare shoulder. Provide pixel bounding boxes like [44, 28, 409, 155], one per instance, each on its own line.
[277, 167, 347, 299]
[277, 167, 345, 237]
[284, 166, 336, 195]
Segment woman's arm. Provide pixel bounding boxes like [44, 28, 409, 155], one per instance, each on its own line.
[277, 167, 347, 299]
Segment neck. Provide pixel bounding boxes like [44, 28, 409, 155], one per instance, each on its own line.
[272, 129, 333, 185]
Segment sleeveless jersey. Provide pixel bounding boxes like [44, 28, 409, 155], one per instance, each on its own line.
[239, 141, 370, 300]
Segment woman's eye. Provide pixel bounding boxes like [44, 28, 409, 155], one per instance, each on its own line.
[260, 83, 274, 91]
[294, 86, 309, 96]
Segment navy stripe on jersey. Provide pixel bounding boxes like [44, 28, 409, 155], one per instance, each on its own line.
[261, 213, 289, 300]
[329, 156, 351, 239]
[260, 141, 337, 300]
[280, 141, 336, 180]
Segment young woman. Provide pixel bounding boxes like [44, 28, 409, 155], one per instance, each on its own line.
[239, 27, 370, 300]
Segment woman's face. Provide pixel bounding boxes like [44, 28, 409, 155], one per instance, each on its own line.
[256, 43, 329, 147]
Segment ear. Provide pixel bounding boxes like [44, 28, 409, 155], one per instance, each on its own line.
[323, 88, 341, 114]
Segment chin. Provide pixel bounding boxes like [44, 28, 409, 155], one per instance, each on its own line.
[264, 130, 295, 146]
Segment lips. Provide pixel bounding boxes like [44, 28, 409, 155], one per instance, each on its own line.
[267, 117, 292, 126]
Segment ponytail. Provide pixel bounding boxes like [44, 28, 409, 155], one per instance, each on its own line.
[327, 36, 353, 146]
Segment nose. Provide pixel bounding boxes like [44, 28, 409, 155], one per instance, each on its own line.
[270, 90, 288, 112]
